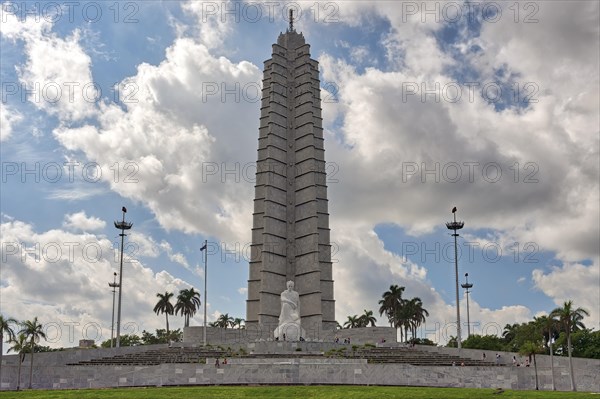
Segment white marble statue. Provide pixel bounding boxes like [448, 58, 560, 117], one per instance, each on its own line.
[273, 280, 305, 341]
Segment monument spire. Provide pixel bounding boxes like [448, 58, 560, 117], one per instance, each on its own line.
[246, 23, 335, 338]
[289, 9, 294, 31]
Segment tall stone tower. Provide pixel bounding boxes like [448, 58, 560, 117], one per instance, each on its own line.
[246, 18, 335, 336]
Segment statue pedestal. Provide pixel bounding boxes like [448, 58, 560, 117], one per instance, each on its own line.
[274, 322, 306, 341]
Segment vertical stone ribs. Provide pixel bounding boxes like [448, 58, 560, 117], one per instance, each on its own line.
[246, 29, 335, 336]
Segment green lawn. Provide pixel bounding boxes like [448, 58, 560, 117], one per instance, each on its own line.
[0, 386, 598, 399]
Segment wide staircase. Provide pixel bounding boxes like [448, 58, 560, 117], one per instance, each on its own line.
[69, 345, 499, 367]
[68, 347, 228, 366]
[345, 347, 498, 366]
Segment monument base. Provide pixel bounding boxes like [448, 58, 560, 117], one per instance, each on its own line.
[274, 322, 306, 341]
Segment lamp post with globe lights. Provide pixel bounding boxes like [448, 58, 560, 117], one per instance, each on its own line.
[446, 207, 464, 349]
[108, 272, 119, 348]
[114, 207, 133, 348]
[461, 273, 473, 339]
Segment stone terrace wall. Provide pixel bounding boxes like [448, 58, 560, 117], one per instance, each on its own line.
[1, 342, 598, 391]
[1, 358, 599, 391]
[183, 326, 396, 345]
[413, 345, 600, 391]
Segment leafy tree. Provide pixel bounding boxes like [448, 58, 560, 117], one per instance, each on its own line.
[157, 328, 183, 344]
[32, 345, 64, 352]
[509, 321, 540, 353]
[534, 315, 560, 353]
[19, 317, 46, 389]
[153, 292, 175, 335]
[100, 334, 141, 348]
[174, 288, 201, 327]
[410, 338, 436, 346]
[7, 334, 29, 391]
[0, 315, 17, 388]
[446, 335, 458, 348]
[555, 329, 600, 360]
[141, 330, 160, 345]
[550, 300, 589, 391]
[461, 334, 506, 351]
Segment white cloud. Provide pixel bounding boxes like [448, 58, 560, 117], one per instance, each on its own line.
[316, 1, 599, 263]
[128, 232, 161, 258]
[53, 37, 262, 244]
[532, 262, 600, 329]
[331, 223, 536, 343]
[0, 103, 23, 142]
[1, 6, 97, 122]
[3, 0, 597, 345]
[0, 217, 194, 348]
[62, 211, 106, 232]
[181, 0, 234, 50]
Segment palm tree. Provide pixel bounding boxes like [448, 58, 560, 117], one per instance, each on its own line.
[358, 309, 377, 327]
[550, 300, 589, 391]
[232, 318, 245, 329]
[405, 297, 429, 339]
[7, 334, 28, 391]
[19, 317, 46, 389]
[520, 341, 541, 390]
[154, 292, 175, 335]
[535, 315, 559, 391]
[502, 323, 519, 343]
[216, 313, 234, 328]
[0, 315, 17, 389]
[174, 288, 201, 327]
[343, 315, 360, 329]
[378, 285, 405, 327]
[396, 302, 413, 342]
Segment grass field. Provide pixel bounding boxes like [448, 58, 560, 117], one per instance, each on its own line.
[0, 386, 598, 399]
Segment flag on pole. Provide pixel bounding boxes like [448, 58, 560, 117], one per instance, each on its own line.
[200, 242, 207, 251]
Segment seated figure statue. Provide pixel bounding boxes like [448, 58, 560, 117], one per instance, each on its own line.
[273, 280, 305, 341]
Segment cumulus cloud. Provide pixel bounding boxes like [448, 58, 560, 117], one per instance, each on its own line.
[0, 217, 194, 348]
[2, 0, 597, 343]
[160, 240, 193, 271]
[331, 222, 535, 343]
[317, 0, 598, 332]
[1, 5, 97, 122]
[62, 211, 106, 232]
[532, 262, 600, 329]
[53, 36, 261, 244]
[0, 103, 23, 142]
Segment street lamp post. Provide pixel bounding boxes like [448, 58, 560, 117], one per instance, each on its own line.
[200, 240, 208, 347]
[114, 206, 133, 348]
[461, 272, 473, 339]
[446, 206, 464, 349]
[108, 272, 119, 348]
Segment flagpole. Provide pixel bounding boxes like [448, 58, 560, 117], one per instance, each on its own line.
[201, 240, 208, 347]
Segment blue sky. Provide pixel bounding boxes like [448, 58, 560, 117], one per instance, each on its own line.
[1, 1, 598, 349]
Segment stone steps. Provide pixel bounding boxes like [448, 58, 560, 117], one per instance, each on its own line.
[68, 345, 502, 368]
